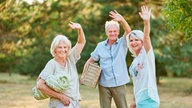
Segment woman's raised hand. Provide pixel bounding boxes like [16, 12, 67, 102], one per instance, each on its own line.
[139, 6, 151, 21]
[68, 21, 81, 30]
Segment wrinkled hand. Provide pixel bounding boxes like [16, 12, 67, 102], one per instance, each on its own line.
[129, 102, 136, 108]
[59, 94, 70, 106]
[79, 77, 84, 84]
[109, 10, 123, 22]
[68, 21, 81, 30]
[139, 6, 151, 21]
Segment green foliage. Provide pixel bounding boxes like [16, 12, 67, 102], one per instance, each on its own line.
[159, 0, 192, 77]
[162, 0, 192, 38]
[13, 37, 52, 77]
[1, 0, 78, 76]
[0, 0, 191, 78]
[154, 30, 192, 77]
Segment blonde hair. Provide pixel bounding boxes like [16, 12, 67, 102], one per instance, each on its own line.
[50, 35, 71, 57]
[126, 30, 144, 57]
[105, 20, 120, 32]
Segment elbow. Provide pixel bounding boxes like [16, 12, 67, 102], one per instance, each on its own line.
[83, 40, 86, 45]
[78, 37, 86, 45]
[82, 40, 86, 46]
[83, 36, 86, 44]
[36, 79, 45, 91]
[36, 84, 42, 90]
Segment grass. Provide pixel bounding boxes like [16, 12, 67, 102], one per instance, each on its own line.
[0, 73, 192, 108]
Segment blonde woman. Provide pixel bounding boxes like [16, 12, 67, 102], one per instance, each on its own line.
[127, 6, 160, 108]
[36, 21, 86, 108]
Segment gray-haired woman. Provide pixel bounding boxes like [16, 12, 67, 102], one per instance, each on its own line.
[127, 6, 160, 108]
[36, 21, 86, 108]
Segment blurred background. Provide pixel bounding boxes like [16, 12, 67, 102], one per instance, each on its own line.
[0, 0, 191, 79]
[0, 0, 192, 107]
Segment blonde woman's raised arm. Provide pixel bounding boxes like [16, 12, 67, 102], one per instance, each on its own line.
[139, 6, 152, 53]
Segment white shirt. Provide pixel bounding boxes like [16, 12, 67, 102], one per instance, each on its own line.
[129, 46, 160, 104]
[39, 47, 81, 102]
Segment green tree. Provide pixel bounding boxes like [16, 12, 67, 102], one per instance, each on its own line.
[0, 0, 30, 74]
[160, 0, 192, 77]
[1, 0, 191, 79]
[0, 0, 86, 76]
[162, 0, 192, 38]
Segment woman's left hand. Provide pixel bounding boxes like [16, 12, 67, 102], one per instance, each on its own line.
[139, 6, 151, 21]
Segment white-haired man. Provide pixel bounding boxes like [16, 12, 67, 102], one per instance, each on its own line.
[81, 10, 131, 108]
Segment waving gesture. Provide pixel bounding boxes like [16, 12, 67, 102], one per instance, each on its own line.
[68, 21, 82, 30]
[139, 6, 152, 53]
[68, 21, 85, 58]
[109, 10, 124, 22]
[109, 10, 131, 37]
[139, 6, 151, 21]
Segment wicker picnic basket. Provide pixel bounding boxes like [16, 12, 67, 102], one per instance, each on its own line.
[81, 63, 102, 88]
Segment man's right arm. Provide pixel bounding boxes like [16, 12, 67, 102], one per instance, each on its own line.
[109, 10, 131, 38]
[80, 57, 95, 83]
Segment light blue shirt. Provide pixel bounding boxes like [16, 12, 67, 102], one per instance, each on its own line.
[91, 37, 130, 87]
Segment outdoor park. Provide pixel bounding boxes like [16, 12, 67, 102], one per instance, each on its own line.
[0, 0, 192, 108]
[0, 73, 192, 108]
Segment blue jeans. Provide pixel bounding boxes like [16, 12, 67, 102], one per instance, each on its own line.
[137, 98, 159, 108]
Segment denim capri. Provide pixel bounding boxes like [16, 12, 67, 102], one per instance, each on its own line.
[137, 98, 159, 108]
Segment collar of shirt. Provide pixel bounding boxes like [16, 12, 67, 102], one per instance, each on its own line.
[104, 38, 120, 46]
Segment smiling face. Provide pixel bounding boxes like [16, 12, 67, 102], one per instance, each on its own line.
[129, 36, 143, 55]
[54, 40, 70, 59]
[106, 25, 119, 43]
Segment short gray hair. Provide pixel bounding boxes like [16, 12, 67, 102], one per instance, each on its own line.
[50, 35, 71, 57]
[105, 20, 120, 32]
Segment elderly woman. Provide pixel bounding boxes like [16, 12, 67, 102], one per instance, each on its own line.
[127, 6, 160, 108]
[36, 21, 86, 108]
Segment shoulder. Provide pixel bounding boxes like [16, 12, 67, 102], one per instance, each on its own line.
[46, 59, 56, 66]
[139, 46, 155, 60]
[95, 40, 107, 48]
[98, 40, 106, 45]
[47, 59, 55, 64]
[142, 46, 154, 56]
[68, 47, 80, 62]
[147, 47, 155, 59]
[71, 47, 76, 53]
[117, 37, 127, 47]
[119, 36, 126, 42]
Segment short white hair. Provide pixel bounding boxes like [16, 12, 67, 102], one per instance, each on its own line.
[105, 20, 120, 32]
[50, 35, 71, 57]
[126, 30, 144, 57]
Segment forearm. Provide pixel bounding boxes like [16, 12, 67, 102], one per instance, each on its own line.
[144, 20, 150, 38]
[130, 95, 136, 108]
[132, 95, 135, 102]
[77, 27, 86, 45]
[81, 58, 95, 79]
[37, 79, 62, 99]
[143, 19, 152, 52]
[120, 18, 131, 38]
